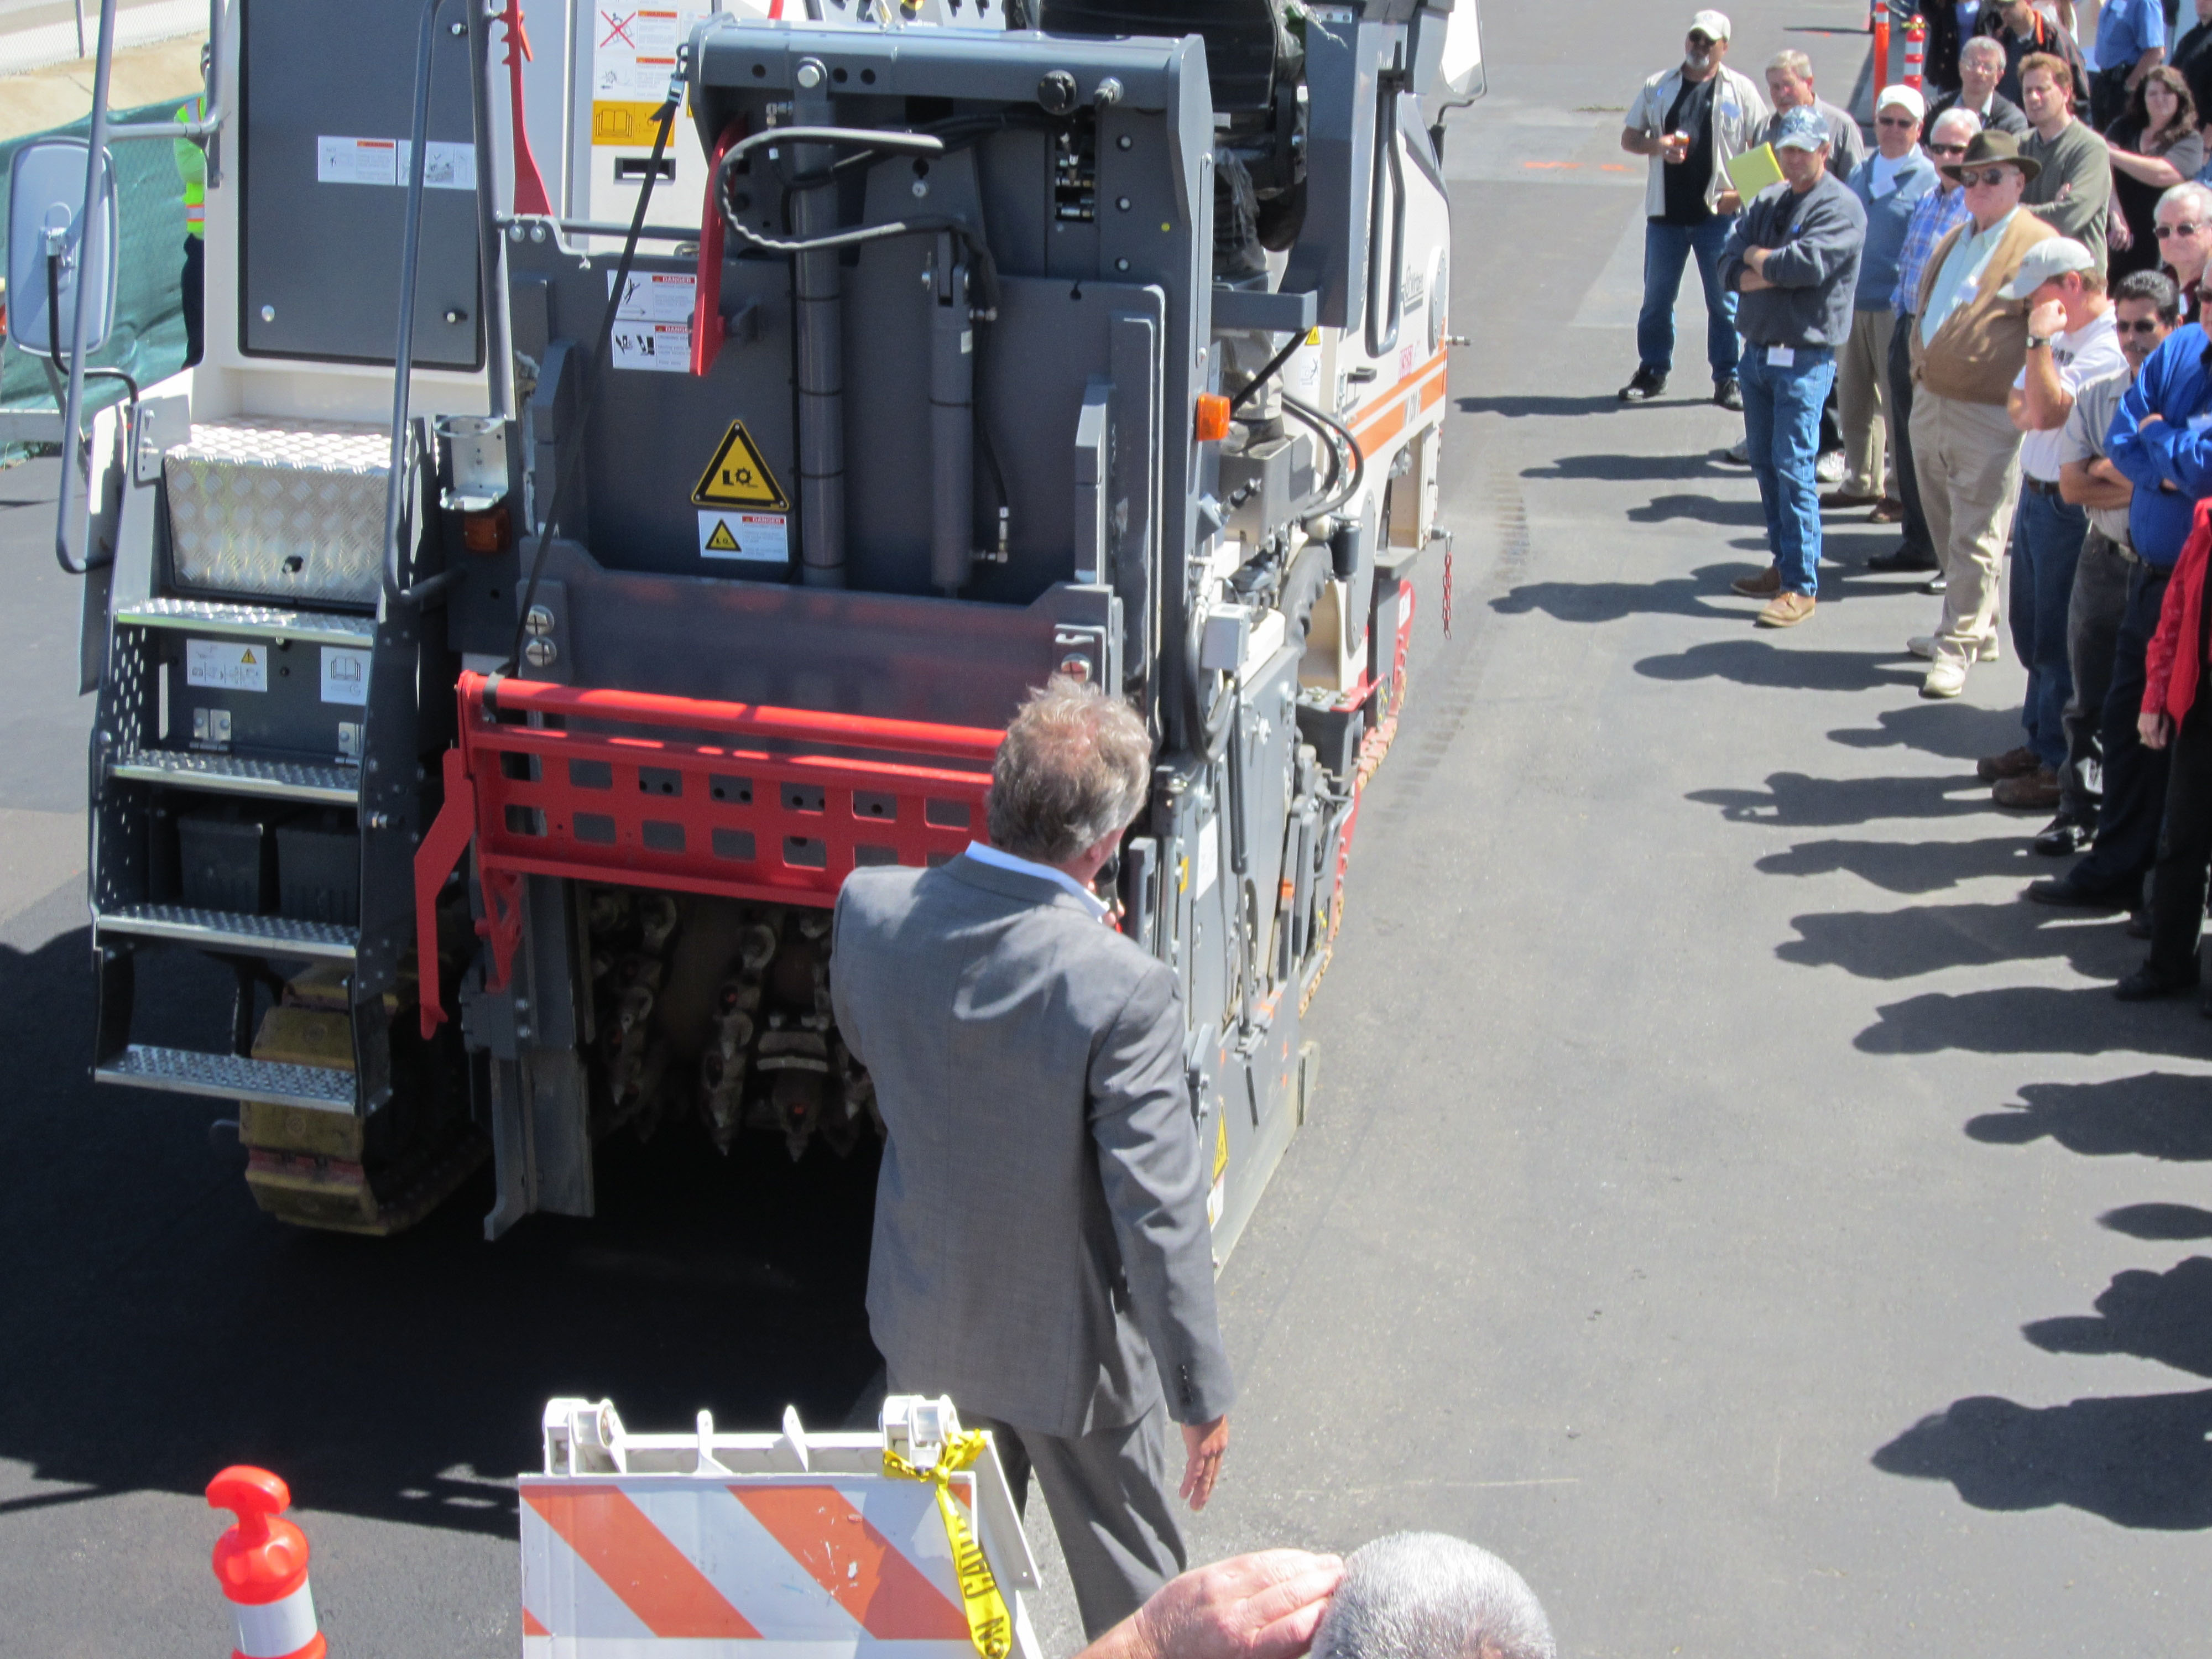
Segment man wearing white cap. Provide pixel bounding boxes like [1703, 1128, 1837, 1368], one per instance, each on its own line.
[1968, 237, 2122, 808]
[1829, 85, 1939, 517]
[1619, 11, 1772, 406]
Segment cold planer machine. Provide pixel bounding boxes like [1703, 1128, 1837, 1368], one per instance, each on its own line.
[65, 0, 1473, 1242]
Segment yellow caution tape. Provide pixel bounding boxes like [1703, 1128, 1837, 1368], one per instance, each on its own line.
[883, 1431, 1014, 1659]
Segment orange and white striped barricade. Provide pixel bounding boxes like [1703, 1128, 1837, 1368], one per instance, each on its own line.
[521, 1395, 1042, 1659]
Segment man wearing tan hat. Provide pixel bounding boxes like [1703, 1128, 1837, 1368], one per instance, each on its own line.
[1910, 128, 2059, 697]
[1620, 11, 1771, 407]
[1830, 84, 1939, 517]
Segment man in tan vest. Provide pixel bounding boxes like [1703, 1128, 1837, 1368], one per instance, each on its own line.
[1910, 129, 2059, 697]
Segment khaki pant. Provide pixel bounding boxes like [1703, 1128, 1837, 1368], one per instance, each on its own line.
[1838, 307, 1898, 499]
[1908, 388, 2022, 667]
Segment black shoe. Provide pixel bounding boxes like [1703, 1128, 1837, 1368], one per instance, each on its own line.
[1620, 366, 1667, 401]
[2127, 910, 2154, 940]
[1713, 375, 1743, 411]
[2026, 877, 2124, 908]
[1867, 545, 1938, 573]
[2115, 962, 2200, 1001]
[2034, 816, 2095, 857]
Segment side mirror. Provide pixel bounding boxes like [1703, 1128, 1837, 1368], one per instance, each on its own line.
[7, 136, 120, 359]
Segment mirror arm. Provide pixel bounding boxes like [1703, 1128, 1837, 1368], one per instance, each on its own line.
[54, 0, 120, 577]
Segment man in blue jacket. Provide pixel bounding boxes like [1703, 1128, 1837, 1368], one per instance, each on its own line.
[1829, 85, 1939, 515]
[2029, 315, 2212, 908]
[1721, 106, 1868, 628]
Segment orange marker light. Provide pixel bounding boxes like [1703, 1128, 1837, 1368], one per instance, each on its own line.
[1194, 393, 1232, 444]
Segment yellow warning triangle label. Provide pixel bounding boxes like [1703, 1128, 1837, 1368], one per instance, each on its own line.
[692, 420, 789, 509]
[703, 518, 740, 552]
[240, 649, 257, 664]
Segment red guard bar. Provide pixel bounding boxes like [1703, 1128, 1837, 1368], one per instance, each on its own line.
[414, 672, 1003, 1038]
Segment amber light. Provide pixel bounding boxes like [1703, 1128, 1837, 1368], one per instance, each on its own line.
[462, 504, 510, 554]
[1193, 393, 1232, 444]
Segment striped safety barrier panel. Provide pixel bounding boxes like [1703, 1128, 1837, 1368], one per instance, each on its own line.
[521, 1397, 1042, 1659]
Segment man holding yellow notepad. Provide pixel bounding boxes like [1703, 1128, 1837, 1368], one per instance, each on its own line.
[1620, 11, 1772, 408]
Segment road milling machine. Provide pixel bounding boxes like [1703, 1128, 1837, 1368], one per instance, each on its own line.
[23, 0, 1480, 1243]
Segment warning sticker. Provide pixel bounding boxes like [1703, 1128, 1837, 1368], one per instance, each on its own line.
[692, 421, 789, 509]
[698, 510, 789, 562]
[186, 639, 268, 693]
[1206, 1118, 1229, 1229]
[592, 6, 707, 145]
[612, 321, 691, 374]
[608, 270, 695, 373]
[315, 137, 477, 191]
[320, 646, 370, 706]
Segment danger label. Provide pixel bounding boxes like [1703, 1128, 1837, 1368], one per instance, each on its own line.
[693, 421, 789, 509]
[698, 510, 789, 563]
[186, 639, 267, 693]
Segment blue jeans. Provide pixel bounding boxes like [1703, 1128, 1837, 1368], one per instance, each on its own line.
[1637, 217, 1741, 381]
[2008, 484, 2088, 771]
[1739, 347, 1835, 597]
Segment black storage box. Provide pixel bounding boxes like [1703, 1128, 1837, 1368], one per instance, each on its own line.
[1296, 699, 1365, 784]
[276, 813, 359, 925]
[178, 810, 276, 914]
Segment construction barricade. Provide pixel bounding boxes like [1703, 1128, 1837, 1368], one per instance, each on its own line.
[521, 1395, 1042, 1658]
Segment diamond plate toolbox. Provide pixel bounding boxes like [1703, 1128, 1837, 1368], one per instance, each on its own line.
[165, 418, 390, 606]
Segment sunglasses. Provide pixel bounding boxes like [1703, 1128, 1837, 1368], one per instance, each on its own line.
[1957, 167, 2019, 187]
[2156, 221, 2207, 238]
[1687, 31, 1717, 45]
[2119, 317, 2169, 335]
[1876, 114, 1919, 128]
[1926, 142, 1969, 155]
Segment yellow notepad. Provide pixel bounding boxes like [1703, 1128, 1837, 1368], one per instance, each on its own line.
[1725, 143, 1784, 200]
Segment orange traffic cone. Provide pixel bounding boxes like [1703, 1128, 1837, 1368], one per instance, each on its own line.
[207, 1467, 326, 1659]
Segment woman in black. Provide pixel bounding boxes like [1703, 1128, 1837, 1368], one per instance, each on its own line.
[2106, 67, 2208, 281]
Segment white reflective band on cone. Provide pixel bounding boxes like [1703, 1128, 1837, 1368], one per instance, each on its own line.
[231, 1578, 319, 1658]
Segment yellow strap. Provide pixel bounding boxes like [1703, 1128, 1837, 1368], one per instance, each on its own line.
[882, 1431, 1014, 1659]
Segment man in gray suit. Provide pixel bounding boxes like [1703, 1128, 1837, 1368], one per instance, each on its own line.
[832, 678, 1235, 1640]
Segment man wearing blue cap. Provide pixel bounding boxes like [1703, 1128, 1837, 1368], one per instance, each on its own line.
[1721, 105, 1868, 627]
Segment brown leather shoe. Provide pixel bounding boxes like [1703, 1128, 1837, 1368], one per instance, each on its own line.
[1756, 591, 1816, 628]
[1994, 766, 2063, 810]
[1976, 745, 2040, 783]
[1731, 567, 1782, 597]
[1819, 489, 1880, 509]
[1867, 497, 1906, 523]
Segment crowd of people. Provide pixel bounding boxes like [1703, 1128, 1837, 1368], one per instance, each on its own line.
[1623, 4, 2212, 1010]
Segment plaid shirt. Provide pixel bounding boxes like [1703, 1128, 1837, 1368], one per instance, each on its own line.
[1891, 183, 1972, 316]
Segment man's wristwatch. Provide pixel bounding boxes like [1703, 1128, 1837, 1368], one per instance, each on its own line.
[2026, 335, 2052, 350]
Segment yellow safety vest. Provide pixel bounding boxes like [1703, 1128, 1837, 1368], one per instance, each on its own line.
[175, 97, 205, 237]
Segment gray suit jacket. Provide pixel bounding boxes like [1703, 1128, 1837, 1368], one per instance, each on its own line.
[832, 853, 1235, 1439]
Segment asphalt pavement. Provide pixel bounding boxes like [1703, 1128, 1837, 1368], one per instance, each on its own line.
[6, 1, 2212, 1654]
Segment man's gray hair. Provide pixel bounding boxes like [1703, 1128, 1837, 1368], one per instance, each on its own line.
[1766, 48, 1812, 80]
[1310, 1534, 1554, 1659]
[1929, 107, 1983, 147]
[1959, 35, 2005, 71]
[2158, 179, 2212, 224]
[984, 678, 1151, 864]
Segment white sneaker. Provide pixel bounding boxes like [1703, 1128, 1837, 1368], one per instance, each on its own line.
[1921, 658, 1969, 699]
[1815, 450, 1846, 485]
[1907, 634, 2000, 662]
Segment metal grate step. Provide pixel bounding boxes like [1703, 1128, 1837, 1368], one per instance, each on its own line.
[113, 597, 375, 648]
[95, 1044, 355, 1111]
[108, 748, 361, 805]
[95, 903, 358, 961]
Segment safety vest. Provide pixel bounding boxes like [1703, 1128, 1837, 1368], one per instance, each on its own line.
[175, 96, 205, 237]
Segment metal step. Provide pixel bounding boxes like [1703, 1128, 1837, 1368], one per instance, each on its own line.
[108, 748, 361, 806]
[95, 1044, 355, 1111]
[95, 903, 358, 961]
[113, 597, 375, 648]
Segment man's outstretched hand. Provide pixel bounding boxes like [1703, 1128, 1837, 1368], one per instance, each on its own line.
[1077, 1551, 1346, 1659]
[1181, 1416, 1230, 1510]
